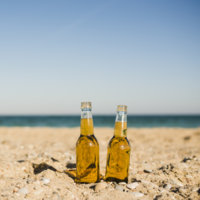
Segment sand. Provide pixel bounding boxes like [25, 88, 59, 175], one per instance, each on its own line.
[0, 127, 200, 200]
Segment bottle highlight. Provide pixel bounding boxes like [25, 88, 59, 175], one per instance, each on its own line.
[75, 102, 100, 183]
[105, 105, 131, 183]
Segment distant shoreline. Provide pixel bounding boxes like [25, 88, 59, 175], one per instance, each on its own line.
[0, 115, 200, 128]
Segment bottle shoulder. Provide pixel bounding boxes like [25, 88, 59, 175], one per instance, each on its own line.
[76, 134, 99, 146]
[108, 136, 130, 149]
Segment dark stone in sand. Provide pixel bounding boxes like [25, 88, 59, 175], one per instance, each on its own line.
[143, 169, 152, 173]
[17, 160, 25, 163]
[181, 157, 192, 163]
[183, 136, 191, 141]
[51, 157, 59, 162]
[131, 178, 141, 183]
[153, 194, 162, 200]
[158, 163, 174, 174]
[170, 187, 180, 193]
[197, 188, 200, 195]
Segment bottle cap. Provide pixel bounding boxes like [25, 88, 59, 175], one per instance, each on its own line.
[117, 105, 127, 112]
[81, 102, 92, 109]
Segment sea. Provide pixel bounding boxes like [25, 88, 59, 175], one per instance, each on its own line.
[0, 115, 200, 128]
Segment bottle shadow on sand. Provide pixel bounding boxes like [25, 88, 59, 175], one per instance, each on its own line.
[32, 161, 104, 183]
[31, 160, 77, 182]
[64, 162, 77, 180]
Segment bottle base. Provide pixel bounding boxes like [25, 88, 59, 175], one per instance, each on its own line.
[75, 179, 100, 184]
[104, 177, 128, 183]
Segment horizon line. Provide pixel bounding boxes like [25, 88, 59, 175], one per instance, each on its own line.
[0, 113, 200, 116]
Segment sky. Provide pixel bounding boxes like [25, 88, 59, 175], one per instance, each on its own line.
[0, 0, 200, 115]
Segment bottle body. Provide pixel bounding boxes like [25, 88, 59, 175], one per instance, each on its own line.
[76, 103, 100, 183]
[105, 106, 130, 183]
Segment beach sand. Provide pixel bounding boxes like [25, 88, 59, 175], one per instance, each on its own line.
[0, 127, 200, 200]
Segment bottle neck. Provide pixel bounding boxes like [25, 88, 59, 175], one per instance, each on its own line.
[114, 111, 127, 137]
[80, 108, 94, 136]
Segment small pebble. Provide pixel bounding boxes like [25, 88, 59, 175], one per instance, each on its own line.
[142, 180, 158, 188]
[172, 179, 183, 187]
[163, 184, 172, 190]
[17, 160, 25, 163]
[119, 182, 127, 185]
[185, 174, 193, 179]
[42, 178, 50, 185]
[126, 182, 139, 190]
[132, 192, 144, 197]
[95, 182, 107, 192]
[21, 167, 26, 171]
[26, 178, 32, 184]
[51, 191, 61, 200]
[182, 157, 192, 163]
[170, 187, 179, 193]
[115, 185, 124, 192]
[18, 187, 28, 195]
[82, 191, 88, 196]
[51, 157, 59, 162]
[154, 194, 162, 200]
[144, 169, 152, 173]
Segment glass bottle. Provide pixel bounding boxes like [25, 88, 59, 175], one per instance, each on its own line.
[76, 102, 100, 183]
[105, 105, 130, 183]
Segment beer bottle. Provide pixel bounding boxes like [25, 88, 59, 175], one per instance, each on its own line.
[76, 102, 100, 183]
[105, 105, 130, 183]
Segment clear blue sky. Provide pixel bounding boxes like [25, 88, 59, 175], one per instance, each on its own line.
[0, 0, 199, 115]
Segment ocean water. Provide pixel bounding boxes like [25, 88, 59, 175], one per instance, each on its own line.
[0, 115, 199, 128]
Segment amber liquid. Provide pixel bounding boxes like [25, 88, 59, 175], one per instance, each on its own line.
[76, 118, 100, 183]
[105, 121, 130, 183]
